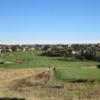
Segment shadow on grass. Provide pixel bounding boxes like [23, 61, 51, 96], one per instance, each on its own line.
[0, 98, 25, 100]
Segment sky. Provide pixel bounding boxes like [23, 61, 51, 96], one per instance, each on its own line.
[0, 0, 100, 44]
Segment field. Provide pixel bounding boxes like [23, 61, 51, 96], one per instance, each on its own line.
[0, 50, 100, 100]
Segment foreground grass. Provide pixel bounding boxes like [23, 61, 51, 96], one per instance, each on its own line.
[0, 66, 100, 100]
[2, 80, 100, 100]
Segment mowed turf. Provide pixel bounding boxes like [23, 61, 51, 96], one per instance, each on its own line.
[0, 50, 100, 80]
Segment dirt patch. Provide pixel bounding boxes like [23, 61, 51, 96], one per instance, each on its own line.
[0, 68, 49, 100]
[81, 66, 97, 70]
[0, 60, 24, 65]
[0, 68, 49, 86]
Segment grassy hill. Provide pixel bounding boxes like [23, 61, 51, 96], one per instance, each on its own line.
[0, 50, 100, 81]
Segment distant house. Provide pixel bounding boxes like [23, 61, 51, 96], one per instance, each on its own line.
[0, 48, 2, 53]
[23, 47, 26, 52]
[8, 48, 12, 52]
[57, 46, 63, 49]
[16, 47, 20, 52]
[47, 48, 52, 51]
[72, 50, 79, 55]
[96, 43, 100, 47]
[68, 44, 72, 48]
[30, 47, 35, 51]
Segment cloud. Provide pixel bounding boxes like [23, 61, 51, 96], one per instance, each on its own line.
[0, 40, 100, 44]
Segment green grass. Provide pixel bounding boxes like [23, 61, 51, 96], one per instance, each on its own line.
[0, 50, 100, 80]
[54, 67, 100, 81]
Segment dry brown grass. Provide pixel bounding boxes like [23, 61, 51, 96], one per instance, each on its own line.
[0, 68, 100, 100]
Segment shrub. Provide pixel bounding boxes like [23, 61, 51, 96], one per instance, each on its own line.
[96, 64, 100, 69]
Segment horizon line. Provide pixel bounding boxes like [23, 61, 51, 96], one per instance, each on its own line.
[0, 40, 100, 45]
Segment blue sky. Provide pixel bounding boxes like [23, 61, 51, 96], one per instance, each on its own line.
[0, 0, 100, 44]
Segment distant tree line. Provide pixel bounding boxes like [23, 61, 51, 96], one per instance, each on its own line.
[41, 44, 100, 61]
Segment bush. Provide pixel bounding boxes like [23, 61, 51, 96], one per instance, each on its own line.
[0, 61, 5, 64]
[96, 64, 100, 69]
